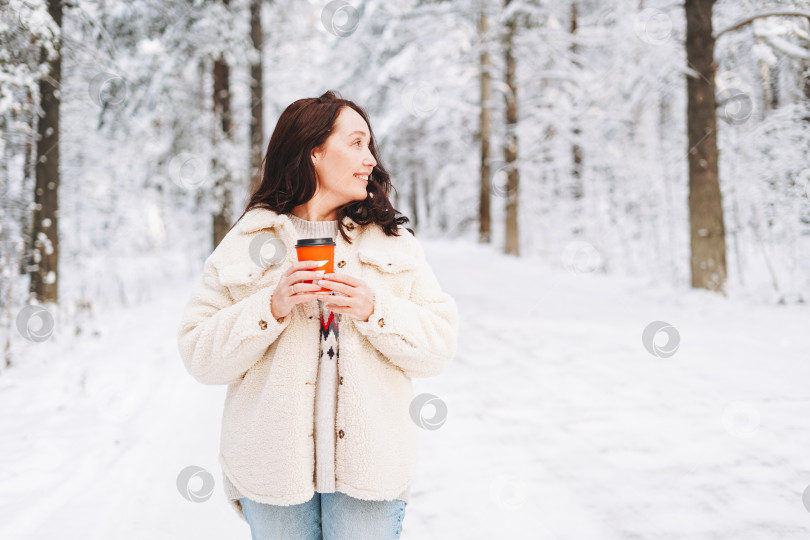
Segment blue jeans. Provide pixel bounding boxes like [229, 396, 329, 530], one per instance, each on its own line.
[239, 492, 407, 540]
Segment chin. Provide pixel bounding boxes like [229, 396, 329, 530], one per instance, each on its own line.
[341, 192, 368, 205]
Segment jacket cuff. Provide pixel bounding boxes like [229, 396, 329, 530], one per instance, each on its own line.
[352, 286, 403, 338]
[266, 289, 292, 325]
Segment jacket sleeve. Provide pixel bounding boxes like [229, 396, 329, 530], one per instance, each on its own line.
[351, 240, 458, 378]
[177, 257, 291, 386]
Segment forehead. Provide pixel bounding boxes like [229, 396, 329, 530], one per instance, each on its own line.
[334, 107, 369, 137]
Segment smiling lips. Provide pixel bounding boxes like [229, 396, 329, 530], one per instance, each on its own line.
[354, 173, 370, 182]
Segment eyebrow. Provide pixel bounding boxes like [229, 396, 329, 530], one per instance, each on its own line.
[347, 130, 369, 138]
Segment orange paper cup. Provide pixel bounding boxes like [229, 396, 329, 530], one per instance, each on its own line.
[294, 237, 335, 293]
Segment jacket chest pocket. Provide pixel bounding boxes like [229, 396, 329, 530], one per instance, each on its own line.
[357, 248, 416, 299]
[218, 261, 286, 302]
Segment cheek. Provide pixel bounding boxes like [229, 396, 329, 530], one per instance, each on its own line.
[337, 152, 364, 186]
[320, 150, 364, 191]
[318, 159, 347, 188]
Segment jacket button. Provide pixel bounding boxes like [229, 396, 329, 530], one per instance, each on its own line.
[259, 320, 268, 330]
[337, 260, 346, 268]
[378, 318, 385, 327]
[339, 376, 343, 385]
[338, 429, 345, 438]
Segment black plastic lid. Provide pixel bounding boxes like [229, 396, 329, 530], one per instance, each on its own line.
[295, 237, 336, 248]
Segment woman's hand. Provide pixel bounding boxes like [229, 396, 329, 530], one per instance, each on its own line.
[315, 273, 375, 321]
[270, 260, 326, 320]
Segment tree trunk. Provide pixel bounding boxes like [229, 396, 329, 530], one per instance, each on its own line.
[19, 86, 35, 276]
[409, 171, 419, 229]
[478, 0, 492, 244]
[503, 0, 520, 256]
[804, 63, 810, 122]
[249, 0, 264, 196]
[29, 0, 62, 304]
[685, 0, 727, 293]
[212, 1, 233, 250]
[570, 2, 583, 236]
[756, 36, 774, 117]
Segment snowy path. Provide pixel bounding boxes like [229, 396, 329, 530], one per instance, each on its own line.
[2, 238, 809, 539]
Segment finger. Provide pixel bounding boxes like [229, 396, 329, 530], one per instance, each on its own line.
[317, 294, 351, 307]
[316, 279, 351, 295]
[293, 283, 322, 294]
[280, 261, 312, 281]
[281, 273, 321, 296]
[284, 259, 319, 275]
[324, 272, 362, 287]
[299, 259, 329, 272]
[286, 278, 321, 296]
[291, 293, 319, 305]
[307, 269, 328, 281]
[291, 269, 327, 283]
[323, 303, 355, 315]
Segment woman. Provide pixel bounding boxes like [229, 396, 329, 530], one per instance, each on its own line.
[177, 90, 459, 539]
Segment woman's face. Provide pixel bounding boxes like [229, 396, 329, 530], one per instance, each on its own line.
[311, 107, 377, 207]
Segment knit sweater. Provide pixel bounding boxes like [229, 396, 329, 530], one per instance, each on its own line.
[222, 212, 410, 505]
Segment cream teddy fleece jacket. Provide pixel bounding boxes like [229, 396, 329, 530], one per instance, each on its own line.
[221, 214, 410, 508]
[177, 208, 457, 522]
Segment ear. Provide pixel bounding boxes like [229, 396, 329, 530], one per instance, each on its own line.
[311, 146, 323, 164]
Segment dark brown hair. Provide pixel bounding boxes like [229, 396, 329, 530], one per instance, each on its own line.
[234, 90, 412, 244]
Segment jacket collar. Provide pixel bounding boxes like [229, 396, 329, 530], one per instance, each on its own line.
[236, 208, 289, 234]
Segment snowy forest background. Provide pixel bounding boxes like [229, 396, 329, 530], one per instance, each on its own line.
[2, 0, 810, 347]
[2, 0, 810, 537]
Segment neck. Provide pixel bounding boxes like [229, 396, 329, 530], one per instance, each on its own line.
[286, 212, 339, 239]
[290, 205, 338, 222]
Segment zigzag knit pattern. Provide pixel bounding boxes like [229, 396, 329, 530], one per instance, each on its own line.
[320, 307, 340, 360]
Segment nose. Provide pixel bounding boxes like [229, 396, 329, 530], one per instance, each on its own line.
[364, 148, 376, 168]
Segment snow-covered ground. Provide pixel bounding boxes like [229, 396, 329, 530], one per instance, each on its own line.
[2, 237, 809, 539]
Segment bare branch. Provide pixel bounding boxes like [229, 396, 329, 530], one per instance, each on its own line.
[714, 10, 810, 40]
